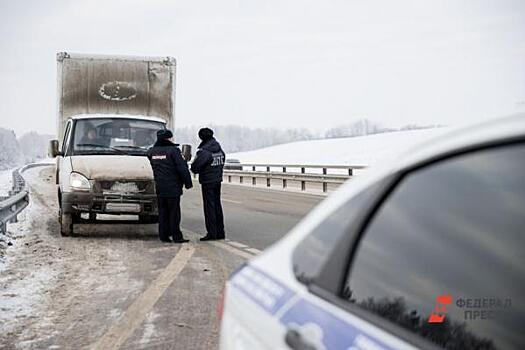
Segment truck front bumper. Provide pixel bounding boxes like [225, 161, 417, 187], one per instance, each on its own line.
[62, 192, 158, 216]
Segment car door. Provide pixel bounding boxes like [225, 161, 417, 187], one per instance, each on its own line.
[283, 175, 417, 350]
[292, 141, 525, 350]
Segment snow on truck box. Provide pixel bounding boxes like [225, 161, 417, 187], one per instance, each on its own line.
[48, 52, 186, 237]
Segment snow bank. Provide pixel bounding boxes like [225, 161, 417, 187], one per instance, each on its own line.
[230, 128, 448, 167]
[0, 168, 13, 197]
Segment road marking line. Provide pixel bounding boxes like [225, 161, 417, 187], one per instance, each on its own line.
[209, 241, 256, 260]
[222, 198, 242, 204]
[226, 241, 249, 249]
[245, 247, 262, 255]
[91, 244, 195, 350]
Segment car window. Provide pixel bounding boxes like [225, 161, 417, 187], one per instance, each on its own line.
[292, 182, 382, 285]
[343, 143, 525, 350]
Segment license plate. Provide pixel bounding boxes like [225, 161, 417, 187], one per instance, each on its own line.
[105, 203, 141, 213]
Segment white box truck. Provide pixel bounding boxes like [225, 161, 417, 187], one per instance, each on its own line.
[49, 52, 189, 236]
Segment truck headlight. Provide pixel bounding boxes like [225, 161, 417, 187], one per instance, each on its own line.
[70, 172, 91, 191]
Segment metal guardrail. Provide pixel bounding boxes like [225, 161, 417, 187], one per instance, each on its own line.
[0, 163, 53, 234]
[221, 163, 366, 193]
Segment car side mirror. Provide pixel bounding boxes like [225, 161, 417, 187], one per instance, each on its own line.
[181, 144, 192, 162]
[48, 139, 62, 158]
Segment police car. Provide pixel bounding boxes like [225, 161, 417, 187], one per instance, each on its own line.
[219, 114, 525, 350]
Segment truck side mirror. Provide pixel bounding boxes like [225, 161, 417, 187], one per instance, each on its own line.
[181, 144, 192, 162]
[49, 139, 62, 158]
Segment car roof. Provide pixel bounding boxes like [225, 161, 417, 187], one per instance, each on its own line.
[70, 114, 167, 124]
[395, 113, 525, 171]
[251, 113, 525, 284]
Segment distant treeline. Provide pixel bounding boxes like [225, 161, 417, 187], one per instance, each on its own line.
[176, 119, 442, 152]
[324, 119, 443, 139]
[0, 119, 442, 169]
[0, 128, 53, 170]
[174, 125, 317, 153]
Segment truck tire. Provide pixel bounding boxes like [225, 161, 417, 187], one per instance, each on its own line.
[60, 210, 74, 236]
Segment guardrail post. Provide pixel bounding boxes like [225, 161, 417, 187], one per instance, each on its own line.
[348, 168, 353, 176]
[228, 175, 231, 183]
[252, 177, 256, 186]
[9, 204, 18, 223]
[322, 168, 328, 192]
[300, 167, 306, 191]
[266, 166, 271, 187]
[252, 166, 256, 171]
[240, 176, 243, 184]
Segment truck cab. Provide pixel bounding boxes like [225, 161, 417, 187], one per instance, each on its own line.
[50, 114, 169, 236]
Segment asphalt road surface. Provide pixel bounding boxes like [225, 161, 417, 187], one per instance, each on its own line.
[0, 166, 324, 349]
[181, 182, 323, 250]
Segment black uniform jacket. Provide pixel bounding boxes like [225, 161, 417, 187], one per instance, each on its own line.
[190, 138, 225, 185]
[147, 139, 193, 197]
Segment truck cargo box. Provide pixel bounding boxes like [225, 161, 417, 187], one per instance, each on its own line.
[56, 52, 175, 140]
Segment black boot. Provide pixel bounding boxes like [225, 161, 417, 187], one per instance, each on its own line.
[200, 235, 217, 241]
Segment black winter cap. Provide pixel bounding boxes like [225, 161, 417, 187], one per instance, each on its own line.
[157, 129, 173, 140]
[198, 127, 214, 141]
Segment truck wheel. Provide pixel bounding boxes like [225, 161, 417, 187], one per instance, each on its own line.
[60, 211, 74, 236]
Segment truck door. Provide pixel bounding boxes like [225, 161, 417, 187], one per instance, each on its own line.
[57, 120, 73, 186]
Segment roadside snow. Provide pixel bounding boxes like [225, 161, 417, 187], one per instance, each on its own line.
[0, 168, 13, 197]
[230, 128, 448, 167]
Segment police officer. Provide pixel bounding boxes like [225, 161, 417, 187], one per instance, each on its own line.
[147, 129, 193, 243]
[190, 128, 226, 241]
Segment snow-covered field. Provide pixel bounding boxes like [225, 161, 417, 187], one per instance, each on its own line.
[230, 128, 449, 167]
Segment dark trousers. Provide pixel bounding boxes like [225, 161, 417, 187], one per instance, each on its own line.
[157, 196, 183, 241]
[201, 183, 225, 238]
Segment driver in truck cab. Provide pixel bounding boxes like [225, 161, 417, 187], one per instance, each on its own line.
[147, 129, 193, 244]
[79, 124, 98, 144]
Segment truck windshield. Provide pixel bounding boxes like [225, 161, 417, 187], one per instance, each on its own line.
[72, 118, 165, 156]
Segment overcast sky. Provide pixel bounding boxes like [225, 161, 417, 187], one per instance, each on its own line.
[0, 0, 524, 136]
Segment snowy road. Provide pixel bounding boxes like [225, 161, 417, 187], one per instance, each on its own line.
[0, 166, 322, 349]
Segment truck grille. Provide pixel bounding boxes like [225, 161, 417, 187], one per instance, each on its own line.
[95, 180, 154, 194]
